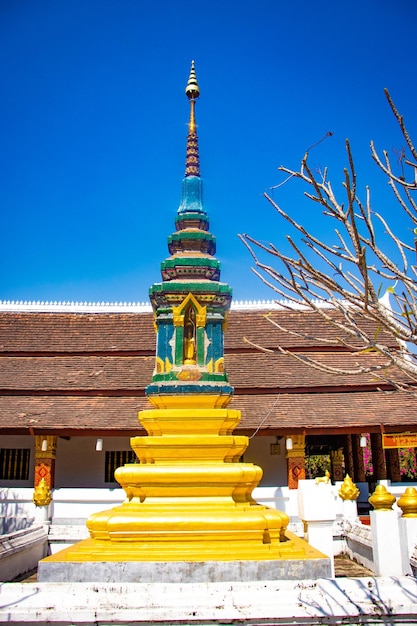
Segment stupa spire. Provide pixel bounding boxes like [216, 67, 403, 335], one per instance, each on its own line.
[147, 61, 233, 399]
[184, 60, 200, 177]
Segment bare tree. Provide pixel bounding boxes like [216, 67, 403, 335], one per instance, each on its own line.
[239, 90, 417, 389]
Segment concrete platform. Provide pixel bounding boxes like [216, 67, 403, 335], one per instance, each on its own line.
[1, 577, 417, 624]
[38, 555, 331, 582]
[38, 530, 332, 582]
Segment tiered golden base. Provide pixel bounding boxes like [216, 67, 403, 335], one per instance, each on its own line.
[42, 530, 325, 563]
[42, 397, 323, 565]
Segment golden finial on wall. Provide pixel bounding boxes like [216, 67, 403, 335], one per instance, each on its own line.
[33, 477, 52, 507]
[398, 487, 417, 517]
[338, 474, 360, 501]
[369, 484, 396, 511]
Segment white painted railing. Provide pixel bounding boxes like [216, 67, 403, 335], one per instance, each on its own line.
[2, 482, 417, 581]
[0, 525, 48, 581]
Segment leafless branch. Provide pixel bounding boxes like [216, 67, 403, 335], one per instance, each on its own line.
[240, 90, 417, 390]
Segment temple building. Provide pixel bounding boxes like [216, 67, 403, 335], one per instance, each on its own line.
[1, 63, 417, 526]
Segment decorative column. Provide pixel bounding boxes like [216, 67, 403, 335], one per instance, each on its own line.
[286, 435, 306, 489]
[34, 435, 57, 491]
[351, 434, 366, 483]
[370, 432, 387, 481]
[298, 478, 336, 578]
[369, 484, 405, 576]
[343, 435, 355, 480]
[330, 448, 344, 482]
[398, 486, 417, 575]
[385, 448, 401, 482]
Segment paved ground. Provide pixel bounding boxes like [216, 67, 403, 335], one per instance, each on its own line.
[334, 554, 374, 577]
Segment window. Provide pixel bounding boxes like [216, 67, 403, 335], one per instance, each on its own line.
[105, 450, 137, 483]
[0, 448, 30, 481]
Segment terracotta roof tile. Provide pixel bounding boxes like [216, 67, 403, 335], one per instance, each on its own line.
[0, 395, 145, 433]
[0, 352, 392, 392]
[0, 391, 414, 435]
[0, 309, 397, 353]
[226, 352, 396, 390]
[0, 312, 156, 353]
[225, 309, 397, 350]
[232, 390, 417, 433]
[0, 356, 153, 390]
[0, 309, 413, 435]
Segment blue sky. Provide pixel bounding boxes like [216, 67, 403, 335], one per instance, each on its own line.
[1, 0, 417, 303]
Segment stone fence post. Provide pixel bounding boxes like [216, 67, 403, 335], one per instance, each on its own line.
[298, 478, 336, 578]
[397, 486, 417, 576]
[369, 484, 406, 576]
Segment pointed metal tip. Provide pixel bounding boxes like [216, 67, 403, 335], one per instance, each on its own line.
[185, 60, 200, 100]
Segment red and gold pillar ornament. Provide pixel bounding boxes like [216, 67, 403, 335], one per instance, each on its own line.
[34, 435, 57, 491]
[370, 432, 387, 481]
[286, 435, 306, 489]
[352, 434, 366, 483]
[385, 447, 401, 482]
[343, 435, 354, 479]
[330, 448, 344, 482]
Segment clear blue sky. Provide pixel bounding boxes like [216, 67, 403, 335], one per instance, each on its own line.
[2, 0, 416, 303]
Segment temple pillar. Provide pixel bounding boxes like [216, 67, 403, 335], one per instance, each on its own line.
[34, 435, 57, 490]
[351, 434, 366, 483]
[286, 435, 306, 489]
[330, 448, 344, 482]
[370, 432, 387, 481]
[343, 435, 354, 480]
[386, 447, 401, 482]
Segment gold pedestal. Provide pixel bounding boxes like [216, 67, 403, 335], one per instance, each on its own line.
[42, 397, 322, 565]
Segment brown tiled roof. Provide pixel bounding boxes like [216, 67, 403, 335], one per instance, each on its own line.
[0, 390, 415, 435]
[0, 395, 146, 434]
[0, 309, 398, 354]
[226, 352, 395, 391]
[0, 309, 414, 436]
[0, 356, 154, 390]
[225, 309, 397, 351]
[0, 352, 391, 392]
[0, 312, 156, 353]
[232, 391, 417, 434]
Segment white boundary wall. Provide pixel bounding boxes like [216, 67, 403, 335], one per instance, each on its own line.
[0, 525, 48, 581]
[2, 480, 417, 581]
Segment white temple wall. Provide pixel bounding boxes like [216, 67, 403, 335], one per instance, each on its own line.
[2, 434, 286, 490]
[244, 435, 287, 487]
[1, 433, 292, 530]
[54, 436, 132, 488]
[0, 435, 34, 488]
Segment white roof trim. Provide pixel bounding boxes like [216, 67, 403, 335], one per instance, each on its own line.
[0, 299, 334, 313]
[231, 299, 334, 310]
[0, 301, 153, 313]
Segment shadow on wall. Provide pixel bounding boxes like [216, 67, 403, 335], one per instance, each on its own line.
[0, 489, 34, 534]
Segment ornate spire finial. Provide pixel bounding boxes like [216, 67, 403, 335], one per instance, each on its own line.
[185, 60, 200, 177]
[185, 60, 200, 100]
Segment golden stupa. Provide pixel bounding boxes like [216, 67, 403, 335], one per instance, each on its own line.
[39, 63, 329, 580]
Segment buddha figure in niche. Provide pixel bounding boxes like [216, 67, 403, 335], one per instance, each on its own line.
[183, 305, 196, 365]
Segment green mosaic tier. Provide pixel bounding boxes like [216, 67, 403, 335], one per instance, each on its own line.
[147, 62, 233, 399]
